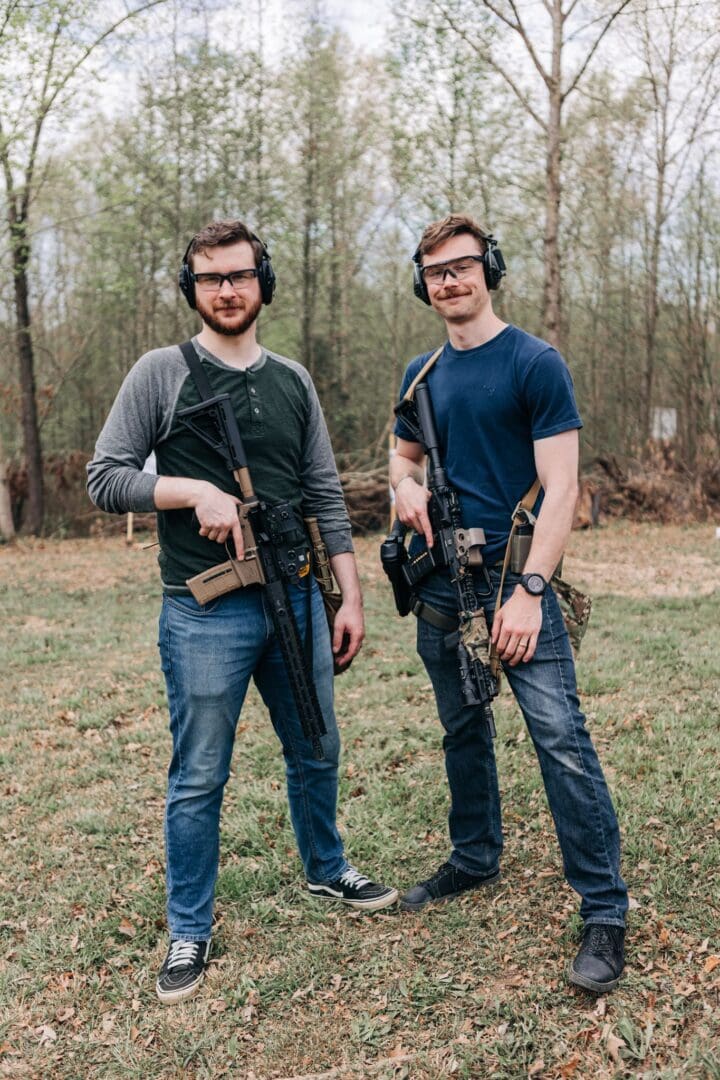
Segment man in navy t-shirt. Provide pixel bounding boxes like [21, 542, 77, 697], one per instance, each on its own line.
[390, 214, 628, 993]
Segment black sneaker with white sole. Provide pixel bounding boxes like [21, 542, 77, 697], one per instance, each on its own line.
[156, 939, 211, 1004]
[307, 865, 398, 911]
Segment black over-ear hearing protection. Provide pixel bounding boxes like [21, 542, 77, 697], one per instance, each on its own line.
[412, 233, 506, 305]
[178, 230, 276, 309]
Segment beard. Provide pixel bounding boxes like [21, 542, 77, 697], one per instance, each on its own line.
[195, 293, 262, 336]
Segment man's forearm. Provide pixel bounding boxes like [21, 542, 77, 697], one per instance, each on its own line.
[153, 476, 213, 510]
[523, 483, 577, 580]
[329, 551, 363, 608]
[389, 455, 424, 491]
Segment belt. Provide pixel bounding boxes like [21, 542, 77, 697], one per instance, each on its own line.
[411, 558, 508, 631]
[411, 599, 458, 632]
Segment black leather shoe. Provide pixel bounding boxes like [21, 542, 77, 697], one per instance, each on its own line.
[569, 924, 625, 993]
[399, 861, 500, 912]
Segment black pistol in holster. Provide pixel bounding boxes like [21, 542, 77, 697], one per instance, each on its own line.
[175, 344, 327, 761]
[381, 382, 498, 737]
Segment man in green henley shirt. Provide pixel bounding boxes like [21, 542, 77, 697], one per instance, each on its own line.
[88, 220, 397, 1005]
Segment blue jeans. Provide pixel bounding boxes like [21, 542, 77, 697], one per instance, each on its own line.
[415, 568, 628, 927]
[158, 577, 346, 941]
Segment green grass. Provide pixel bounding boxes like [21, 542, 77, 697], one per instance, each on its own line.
[0, 526, 719, 1079]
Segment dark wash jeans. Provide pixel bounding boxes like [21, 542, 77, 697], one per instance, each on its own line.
[158, 577, 347, 942]
[415, 567, 628, 927]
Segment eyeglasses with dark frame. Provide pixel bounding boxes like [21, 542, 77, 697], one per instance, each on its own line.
[191, 268, 259, 291]
[421, 255, 484, 285]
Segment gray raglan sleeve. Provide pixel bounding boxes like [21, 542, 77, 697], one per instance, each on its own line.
[86, 348, 180, 514]
[299, 374, 354, 556]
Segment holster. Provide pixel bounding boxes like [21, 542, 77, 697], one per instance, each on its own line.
[510, 528, 532, 573]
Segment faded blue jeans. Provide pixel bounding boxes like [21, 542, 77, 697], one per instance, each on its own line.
[415, 567, 628, 927]
[158, 577, 346, 941]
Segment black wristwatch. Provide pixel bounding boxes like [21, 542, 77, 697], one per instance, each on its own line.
[519, 572, 548, 597]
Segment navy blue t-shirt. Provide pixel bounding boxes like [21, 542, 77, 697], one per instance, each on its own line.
[394, 325, 582, 565]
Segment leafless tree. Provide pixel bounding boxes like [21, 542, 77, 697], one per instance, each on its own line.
[428, 0, 634, 349]
[0, 0, 170, 533]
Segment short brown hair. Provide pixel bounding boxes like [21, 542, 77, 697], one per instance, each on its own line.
[186, 220, 265, 269]
[415, 214, 491, 262]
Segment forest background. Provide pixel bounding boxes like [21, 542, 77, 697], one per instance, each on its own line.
[2, 4, 720, 1076]
[1, 0, 719, 537]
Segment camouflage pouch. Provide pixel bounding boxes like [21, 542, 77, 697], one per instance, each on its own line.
[551, 574, 592, 655]
[461, 609, 493, 667]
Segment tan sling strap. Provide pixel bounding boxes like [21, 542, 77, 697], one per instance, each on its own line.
[402, 345, 444, 401]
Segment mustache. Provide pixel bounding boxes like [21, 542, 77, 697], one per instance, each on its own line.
[437, 285, 469, 299]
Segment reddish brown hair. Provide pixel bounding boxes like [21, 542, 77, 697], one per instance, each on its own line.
[415, 214, 491, 261]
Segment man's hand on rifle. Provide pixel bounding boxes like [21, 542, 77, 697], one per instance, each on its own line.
[394, 475, 434, 548]
[491, 588, 542, 666]
[154, 476, 244, 557]
[194, 482, 244, 556]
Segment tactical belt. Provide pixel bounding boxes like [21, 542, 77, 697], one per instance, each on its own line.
[411, 599, 457, 631]
[411, 560, 507, 632]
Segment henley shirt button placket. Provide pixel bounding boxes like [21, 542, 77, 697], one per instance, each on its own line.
[248, 378, 263, 427]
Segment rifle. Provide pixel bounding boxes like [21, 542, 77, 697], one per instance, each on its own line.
[383, 381, 498, 737]
[176, 392, 328, 760]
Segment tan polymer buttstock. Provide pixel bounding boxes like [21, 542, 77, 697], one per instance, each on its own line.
[185, 504, 265, 604]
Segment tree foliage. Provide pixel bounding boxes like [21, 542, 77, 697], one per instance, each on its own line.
[1, 0, 719, 534]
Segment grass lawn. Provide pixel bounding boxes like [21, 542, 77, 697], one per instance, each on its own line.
[1, 522, 719, 1079]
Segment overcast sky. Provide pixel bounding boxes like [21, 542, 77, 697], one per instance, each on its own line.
[324, 0, 392, 50]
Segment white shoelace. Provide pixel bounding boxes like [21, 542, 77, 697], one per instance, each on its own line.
[167, 940, 204, 970]
[339, 866, 371, 889]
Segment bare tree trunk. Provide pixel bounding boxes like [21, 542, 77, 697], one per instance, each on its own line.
[435, 0, 633, 351]
[643, 163, 665, 442]
[0, 0, 172, 534]
[301, 165, 317, 378]
[544, 83, 563, 349]
[9, 213, 44, 533]
[0, 434, 16, 541]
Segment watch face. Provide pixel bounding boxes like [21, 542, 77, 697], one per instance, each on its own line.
[526, 573, 545, 595]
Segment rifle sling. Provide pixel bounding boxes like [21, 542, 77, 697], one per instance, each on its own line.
[179, 339, 217, 401]
[402, 345, 444, 401]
